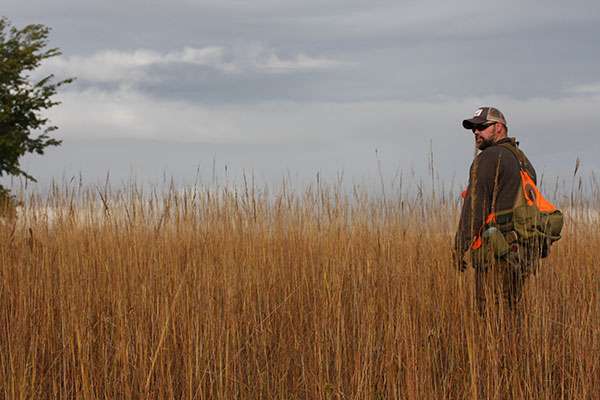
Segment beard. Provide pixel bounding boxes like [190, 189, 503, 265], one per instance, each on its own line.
[476, 137, 495, 150]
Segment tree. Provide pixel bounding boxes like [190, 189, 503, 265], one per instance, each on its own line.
[0, 17, 73, 205]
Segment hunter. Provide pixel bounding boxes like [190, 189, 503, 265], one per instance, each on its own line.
[453, 106, 540, 314]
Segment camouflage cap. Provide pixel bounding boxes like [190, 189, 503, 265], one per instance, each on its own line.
[462, 107, 507, 130]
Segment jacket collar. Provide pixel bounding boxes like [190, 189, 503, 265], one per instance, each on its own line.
[495, 137, 518, 147]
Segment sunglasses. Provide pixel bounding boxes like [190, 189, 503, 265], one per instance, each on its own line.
[472, 123, 496, 133]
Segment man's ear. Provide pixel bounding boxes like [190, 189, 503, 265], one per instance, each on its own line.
[495, 123, 505, 137]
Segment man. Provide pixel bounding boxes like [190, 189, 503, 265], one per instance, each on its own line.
[453, 107, 538, 314]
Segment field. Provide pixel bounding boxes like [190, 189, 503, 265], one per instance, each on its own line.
[0, 179, 598, 399]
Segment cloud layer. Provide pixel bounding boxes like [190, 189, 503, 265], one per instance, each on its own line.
[40, 45, 344, 85]
[4, 0, 600, 186]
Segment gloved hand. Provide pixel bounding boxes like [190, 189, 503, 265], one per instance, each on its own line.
[452, 249, 467, 272]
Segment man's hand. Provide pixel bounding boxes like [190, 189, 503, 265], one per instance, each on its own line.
[452, 249, 467, 272]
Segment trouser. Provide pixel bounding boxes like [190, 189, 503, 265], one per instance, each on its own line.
[473, 242, 537, 316]
[475, 259, 524, 315]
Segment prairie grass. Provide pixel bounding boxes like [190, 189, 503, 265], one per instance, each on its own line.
[0, 178, 598, 399]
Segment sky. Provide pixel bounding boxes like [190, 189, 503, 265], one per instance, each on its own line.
[2, 0, 600, 194]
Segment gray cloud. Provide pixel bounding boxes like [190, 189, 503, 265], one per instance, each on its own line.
[11, 0, 600, 104]
[3, 0, 600, 189]
[40, 45, 344, 85]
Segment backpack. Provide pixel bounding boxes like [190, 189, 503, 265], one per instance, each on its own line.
[471, 142, 564, 260]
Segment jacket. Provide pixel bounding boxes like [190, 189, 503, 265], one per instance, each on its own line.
[454, 137, 537, 255]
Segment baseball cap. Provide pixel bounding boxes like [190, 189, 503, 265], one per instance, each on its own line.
[462, 107, 507, 130]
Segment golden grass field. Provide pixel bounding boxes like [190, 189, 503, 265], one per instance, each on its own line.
[0, 180, 598, 399]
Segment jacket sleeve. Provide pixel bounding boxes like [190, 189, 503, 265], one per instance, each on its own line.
[454, 149, 504, 254]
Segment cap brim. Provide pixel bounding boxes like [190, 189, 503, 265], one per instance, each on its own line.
[462, 117, 487, 130]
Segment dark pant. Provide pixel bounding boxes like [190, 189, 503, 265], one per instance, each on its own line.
[473, 242, 537, 316]
[475, 260, 524, 315]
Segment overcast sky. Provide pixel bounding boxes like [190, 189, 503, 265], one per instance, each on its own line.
[3, 0, 599, 194]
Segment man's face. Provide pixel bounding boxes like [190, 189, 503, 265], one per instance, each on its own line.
[472, 123, 498, 150]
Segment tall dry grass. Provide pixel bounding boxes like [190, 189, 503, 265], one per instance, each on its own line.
[0, 178, 598, 399]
